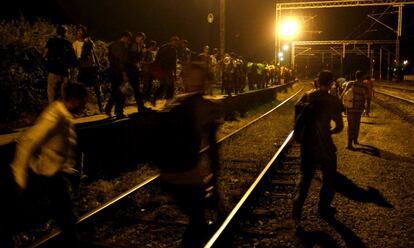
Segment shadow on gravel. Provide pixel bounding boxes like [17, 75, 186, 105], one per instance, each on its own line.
[324, 216, 368, 248]
[334, 172, 394, 208]
[296, 227, 341, 248]
[354, 144, 414, 164]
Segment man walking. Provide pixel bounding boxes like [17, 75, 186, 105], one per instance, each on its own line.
[43, 25, 78, 103]
[11, 83, 87, 246]
[363, 75, 374, 116]
[126, 32, 150, 112]
[105, 31, 131, 118]
[342, 70, 369, 149]
[151, 36, 179, 104]
[155, 63, 222, 247]
[293, 70, 344, 225]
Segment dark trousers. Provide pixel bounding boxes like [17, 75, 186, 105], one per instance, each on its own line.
[26, 171, 77, 245]
[126, 65, 145, 111]
[366, 98, 372, 115]
[78, 67, 103, 112]
[142, 71, 154, 100]
[154, 73, 175, 100]
[293, 150, 337, 215]
[105, 68, 126, 117]
[163, 183, 222, 248]
[347, 111, 363, 143]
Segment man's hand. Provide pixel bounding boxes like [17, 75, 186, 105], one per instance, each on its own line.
[123, 72, 129, 82]
[15, 184, 25, 196]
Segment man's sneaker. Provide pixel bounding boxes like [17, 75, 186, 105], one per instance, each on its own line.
[139, 106, 152, 112]
[346, 145, 355, 151]
[318, 206, 336, 219]
[292, 202, 302, 227]
[104, 106, 112, 117]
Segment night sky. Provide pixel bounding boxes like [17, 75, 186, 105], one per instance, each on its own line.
[2, 0, 413, 61]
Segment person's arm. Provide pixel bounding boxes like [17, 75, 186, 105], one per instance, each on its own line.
[331, 102, 344, 134]
[331, 113, 344, 134]
[43, 39, 51, 60]
[11, 108, 60, 189]
[43, 48, 49, 60]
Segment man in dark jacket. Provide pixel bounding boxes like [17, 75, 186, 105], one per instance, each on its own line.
[104, 31, 131, 118]
[43, 25, 77, 103]
[152, 36, 179, 103]
[155, 63, 222, 247]
[293, 70, 344, 226]
[126, 32, 150, 112]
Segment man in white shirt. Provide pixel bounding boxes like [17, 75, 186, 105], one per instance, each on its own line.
[72, 27, 86, 60]
[11, 83, 87, 245]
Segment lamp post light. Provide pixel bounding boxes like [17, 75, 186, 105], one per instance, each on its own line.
[277, 17, 301, 67]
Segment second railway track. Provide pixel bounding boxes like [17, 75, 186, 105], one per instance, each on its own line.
[29, 84, 308, 248]
[374, 89, 414, 123]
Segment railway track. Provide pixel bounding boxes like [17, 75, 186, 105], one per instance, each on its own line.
[29, 86, 306, 248]
[374, 89, 414, 123]
[205, 132, 300, 248]
[375, 84, 414, 93]
[374, 89, 414, 105]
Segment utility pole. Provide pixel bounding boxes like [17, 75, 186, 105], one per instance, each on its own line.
[219, 0, 226, 57]
[379, 47, 383, 81]
[396, 4, 403, 64]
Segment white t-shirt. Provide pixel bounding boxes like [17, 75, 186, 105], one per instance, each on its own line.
[73, 40, 84, 59]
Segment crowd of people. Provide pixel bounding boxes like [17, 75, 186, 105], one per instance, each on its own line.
[3, 25, 298, 247]
[42, 25, 295, 118]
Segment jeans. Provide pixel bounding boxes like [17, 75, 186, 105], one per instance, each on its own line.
[347, 110, 363, 143]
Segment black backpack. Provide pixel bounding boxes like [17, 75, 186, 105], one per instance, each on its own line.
[294, 93, 314, 143]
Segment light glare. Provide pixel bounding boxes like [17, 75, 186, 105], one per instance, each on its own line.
[280, 18, 300, 39]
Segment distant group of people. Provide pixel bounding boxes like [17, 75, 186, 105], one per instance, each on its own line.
[42, 25, 296, 119]
[293, 69, 373, 228]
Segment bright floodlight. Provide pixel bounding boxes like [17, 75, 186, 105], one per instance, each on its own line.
[280, 18, 300, 39]
[278, 52, 284, 58]
[282, 44, 289, 51]
[403, 60, 408, 65]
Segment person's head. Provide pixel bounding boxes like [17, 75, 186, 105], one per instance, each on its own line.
[203, 45, 210, 54]
[180, 39, 189, 48]
[148, 40, 157, 49]
[76, 26, 87, 40]
[183, 63, 209, 93]
[317, 70, 334, 90]
[62, 83, 88, 114]
[170, 36, 180, 47]
[212, 48, 219, 55]
[120, 31, 132, 44]
[56, 25, 67, 38]
[355, 70, 364, 81]
[135, 32, 146, 43]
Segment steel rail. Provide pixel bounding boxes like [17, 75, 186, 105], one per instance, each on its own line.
[204, 131, 295, 248]
[30, 86, 304, 248]
[375, 85, 414, 93]
[375, 89, 414, 105]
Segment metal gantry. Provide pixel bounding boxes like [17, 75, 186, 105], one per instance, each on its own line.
[291, 40, 397, 77]
[275, 0, 414, 66]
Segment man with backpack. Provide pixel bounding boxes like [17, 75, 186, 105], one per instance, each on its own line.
[43, 25, 78, 103]
[293, 70, 344, 226]
[342, 70, 369, 150]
